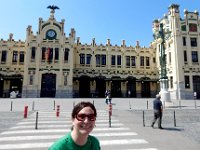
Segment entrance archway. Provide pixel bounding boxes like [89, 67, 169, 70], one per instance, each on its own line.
[95, 76, 106, 98]
[111, 76, 121, 97]
[141, 77, 151, 98]
[40, 73, 56, 97]
[193, 76, 200, 99]
[79, 76, 90, 98]
[126, 76, 136, 97]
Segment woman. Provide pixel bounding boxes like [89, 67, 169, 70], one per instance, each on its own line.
[49, 101, 100, 150]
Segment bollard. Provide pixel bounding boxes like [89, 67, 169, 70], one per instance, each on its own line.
[93, 100, 94, 105]
[56, 105, 60, 117]
[32, 101, 35, 111]
[10, 101, 13, 111]
[24, 106, 28, 118]
[108, 104, 112, 116]
[143, 111, 145, 127]
[194, 100, 197, 109]
[146, 100, 148, 109]
[108, 104, 112, 127]
[174, 110, 176, 127]
[53, 100, 55, 110]
[129, 100, 132, 109]
[35, 112, 38, 129]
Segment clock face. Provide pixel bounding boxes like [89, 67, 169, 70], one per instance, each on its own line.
[47, 30, 56, 37]
[46, 29, 56, 39]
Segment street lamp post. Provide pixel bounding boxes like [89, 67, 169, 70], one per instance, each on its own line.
[158, 23, 171, 103]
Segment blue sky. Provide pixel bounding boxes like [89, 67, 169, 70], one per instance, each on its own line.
[0, 0, 199, 47]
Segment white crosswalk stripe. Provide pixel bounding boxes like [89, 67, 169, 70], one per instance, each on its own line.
[0, 110, 158, 150]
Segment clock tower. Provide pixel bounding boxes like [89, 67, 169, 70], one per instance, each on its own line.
[22, 5, 76, 98]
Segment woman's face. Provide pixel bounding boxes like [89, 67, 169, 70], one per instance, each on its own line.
[73, 106, 96, 136]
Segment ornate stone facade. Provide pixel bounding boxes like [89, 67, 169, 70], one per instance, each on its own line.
[152, 4, 200, 99]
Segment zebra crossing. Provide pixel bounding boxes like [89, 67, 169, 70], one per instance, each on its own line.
[0, 110, 158, 150]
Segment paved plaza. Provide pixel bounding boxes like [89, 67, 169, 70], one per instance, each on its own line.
[0, 98, 200, 150]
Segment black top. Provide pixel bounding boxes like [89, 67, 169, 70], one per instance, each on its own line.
[153, 98, 162, 111]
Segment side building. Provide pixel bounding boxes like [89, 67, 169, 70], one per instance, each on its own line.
[0, 8, 158, 98]
[152, 4, 200, 100]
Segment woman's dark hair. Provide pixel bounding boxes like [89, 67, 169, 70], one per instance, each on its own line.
[71, 101, 97, 119]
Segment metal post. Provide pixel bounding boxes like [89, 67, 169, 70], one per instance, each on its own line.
[53, 100, 55, 110]
[10, 101, 13, 111]
[194, 100, 197, 109]
[24, 106, 28, 118]
[109, 114, 111, 128]
[129, 100, 132, 109]
[56, 105, 60, 117]
[108, 104, 112, 127]
[143, 111, 145, 127]
[146, 100, 148, 109]
[35, 112, 38, 129]
[32, 101, 35, 111]
[158, 23, 171, 103]
[174, 110, 176, 127]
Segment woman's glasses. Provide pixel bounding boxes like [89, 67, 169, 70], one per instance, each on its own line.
[76, 113, 96, 121]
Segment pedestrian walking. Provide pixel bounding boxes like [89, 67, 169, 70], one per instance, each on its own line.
[151, 94, 163, 129]
[105, 90, 111, 104]
[49, 101, 100, 150]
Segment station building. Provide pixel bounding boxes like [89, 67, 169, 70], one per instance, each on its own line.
[0, 4, 199, 99]
[152, 4, 200, 99]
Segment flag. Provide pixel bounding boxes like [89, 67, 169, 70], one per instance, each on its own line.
[45, 48, 50, 61]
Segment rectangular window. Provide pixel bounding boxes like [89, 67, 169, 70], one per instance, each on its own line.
[131, 56, 136, 66]
[19, 52, 24, 63]
[126, 56, 130, 67]
[12, 51, 18, 62]
[153, 57, 156, 63]
[101, 55, 106, 65]
[192, 51, 198, 62]
[181, 25, 186, 31]
[184, 51, 187, 62]
[189, 23, 197, 32]
[182, 37, 186, 46]
[191, 38, 197, 47]
[140, 56, 144, 66]
[31, 47, 36, 60]
[55, 48, 59, 60]
[146, 57, 150, 66]
[64, 48, 69, 62]
[86, 54, 91, 64]
[95, 54, 106, 66]
[1, 50, 7, 62]
[111, 55, 115, 66]
[48, 48, 53, 62]
[80, 53, 85, 64]
[96, 54, 100, 65]
[117, 55, 121, 66]
[42, 47, 46, 60]
[184, 76, 190, 88]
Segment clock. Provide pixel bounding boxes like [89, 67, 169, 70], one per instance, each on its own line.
[46, 29, 56, 39]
